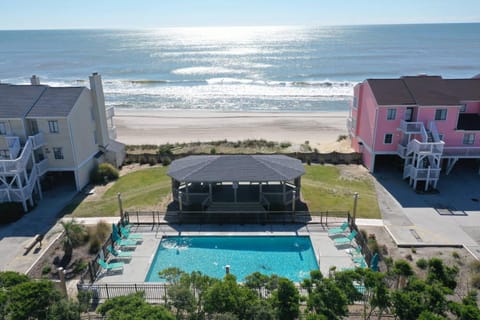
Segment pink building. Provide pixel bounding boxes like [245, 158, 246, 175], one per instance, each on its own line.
[348, 75, 480, 191]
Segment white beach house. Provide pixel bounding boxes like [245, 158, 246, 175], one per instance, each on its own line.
[0, 73, 125, 211]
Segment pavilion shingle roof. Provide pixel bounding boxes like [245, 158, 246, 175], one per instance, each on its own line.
[367, 75, 480, 106]
[168, 155, 305, 182]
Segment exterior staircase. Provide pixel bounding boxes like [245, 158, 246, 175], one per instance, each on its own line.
[397, 120, 444, 191]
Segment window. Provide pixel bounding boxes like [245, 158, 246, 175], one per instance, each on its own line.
[384, 133, 393, 144]
[463, 133, 475, 145]
[435, 109, 447, 120]
[460, 104, 467, 113]
[53, 147, 64, 160]
[387, 108, 396, 120]
[48, 120, 59, 133]
[0, 122, 6, 135]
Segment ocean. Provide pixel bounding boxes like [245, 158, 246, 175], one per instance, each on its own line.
[1, 23, 479, 112]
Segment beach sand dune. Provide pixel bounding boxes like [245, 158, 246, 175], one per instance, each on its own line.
[114, 110, 351, 152]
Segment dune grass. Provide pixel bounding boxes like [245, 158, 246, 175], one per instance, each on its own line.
[67, 166, 171, 217]
[302, 165, 381, 219]
[67, 164, 381, 219]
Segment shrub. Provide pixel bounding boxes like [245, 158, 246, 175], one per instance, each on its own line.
[95, 221, 111, 241]
[337, 134, 348, 142]
[452, 251, 460, 259]
[139, 156, 148, 165]
[416, 258, 428, 270]
[73, 260, 88, 274]
[89, 236, 101, 254]
[148, 157, 157, 166]
[470, 260, 480, 273]
[162, 157, 172, 166]
[41, 265, 51, 275]
[280, 142, 291, 149]
[0, 202, 24, 224]
[472, 274, 480, 289]
[210, 147, 216, 155]
[90, 163, 119, 184]
[411, 247, 417, 254]
[405, 254, 413, 261]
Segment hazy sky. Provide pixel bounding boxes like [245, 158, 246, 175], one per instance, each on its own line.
[1, 0, 479, 30]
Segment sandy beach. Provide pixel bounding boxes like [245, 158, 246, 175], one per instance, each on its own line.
[114, 110, 351, 152]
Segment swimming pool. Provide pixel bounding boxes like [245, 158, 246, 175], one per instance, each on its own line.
[145, 236, 319, 282]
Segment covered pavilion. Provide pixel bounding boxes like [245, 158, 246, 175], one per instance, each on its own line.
[167, 155, 305, 213]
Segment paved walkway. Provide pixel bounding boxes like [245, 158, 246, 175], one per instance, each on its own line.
[0, 187, 77, 273]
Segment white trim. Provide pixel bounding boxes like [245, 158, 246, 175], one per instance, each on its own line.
[374, 151, 399, 155]
[355, 136, 373, 154]
[383, 133, 394, 144]
[47, 150, 98, 172]
[67, 118, 79, 167]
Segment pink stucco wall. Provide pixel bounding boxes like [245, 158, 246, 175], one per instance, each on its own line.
[351, 82, 377, 152]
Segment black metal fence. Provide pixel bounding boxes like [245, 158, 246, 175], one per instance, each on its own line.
[123, 210, 350, 225]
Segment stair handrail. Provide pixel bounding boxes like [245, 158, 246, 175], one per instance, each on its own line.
[429, 121, 441, 142]
[420, 124, 428, 143]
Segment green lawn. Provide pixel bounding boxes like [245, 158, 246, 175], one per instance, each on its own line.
[302, 165, 381, 219]
[67, 164, 381, 219]
[67, 166, 171, 217]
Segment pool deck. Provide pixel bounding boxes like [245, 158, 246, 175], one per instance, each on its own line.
[96, 223, 357, 283]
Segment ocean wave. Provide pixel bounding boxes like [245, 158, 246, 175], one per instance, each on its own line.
[171, 66, 246, 75]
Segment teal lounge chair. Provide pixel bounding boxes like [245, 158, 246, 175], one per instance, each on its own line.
[111, 230, 138, 247]
[120, 226, 143, 240]
[112, 224, 142, 243]
[334, 230, 357, 246]
[107, 245, 132, 259]
[97, 258, 124, 273]
[328, 222, 348, 235]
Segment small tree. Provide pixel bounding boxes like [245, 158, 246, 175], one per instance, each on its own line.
[60, 220, 87, 266]
[271, 277, 300, 320]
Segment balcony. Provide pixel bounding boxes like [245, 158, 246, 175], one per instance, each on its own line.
[0, 139, 32, 173]
[398, 120, 424, 134]
[29, 132, 46, 149]
[0, 136, 21, 159]
[106, 107, 115, 120]
[407, 139, 444, 155]
[443, 147, 480, 158]
[35, 158, 49, 176]
[108, 126, 117, 140]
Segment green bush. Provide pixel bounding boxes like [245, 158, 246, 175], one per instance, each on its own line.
[0, 202, 24, 224]
[416, 258, 428, 270]
[472, 274, 480, 289]
[337, 134, 348, 142]
[90, 163, 119, 185]
[41, 265, 51, 275]
[88, 237, 101, 254]
[162, 157, 171, 166]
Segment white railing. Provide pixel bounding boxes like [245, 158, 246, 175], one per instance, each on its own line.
[399, 120, 424, 134]
[6, 136, 20, 159]
[420, 125, 428, 143]
[346, 117, 353, 132]
[0, 139, 33, 173]
[443, 147, 480, 158]
[35, 158, 49, 176]
[106, 107, 115, 119]
[29, 132, 46, 149]
[407, 139, 444, 155]
[397, 144, 407, 158]
[429, 121, 441, 142]
[108, 126, 117, 140]
[410, 167, 441, 180]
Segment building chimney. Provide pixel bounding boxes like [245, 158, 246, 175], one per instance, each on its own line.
[89, 73, 110, 148]
[30, 75, 40, 85]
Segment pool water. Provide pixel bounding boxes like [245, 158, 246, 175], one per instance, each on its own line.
[145, 236, 319, 282]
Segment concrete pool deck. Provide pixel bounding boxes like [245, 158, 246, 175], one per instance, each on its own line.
[96, 223, 357, 283]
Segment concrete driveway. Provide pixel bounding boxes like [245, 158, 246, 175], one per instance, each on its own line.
[374, 161, 480, 259]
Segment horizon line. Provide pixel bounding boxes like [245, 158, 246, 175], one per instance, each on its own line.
[1, 21, 479, 32]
